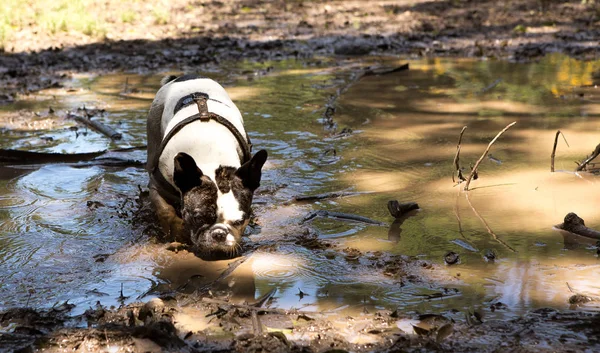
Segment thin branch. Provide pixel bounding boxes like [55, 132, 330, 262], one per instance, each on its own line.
[464, 122, 516, 191]
[453, 189, 465, 238]
[301, 210, 387, 226]
[322, 63, 409, 131]
[465, 193, 516, 253]
[289, 191, 368, 204]
[200, 297, 321, 316]
[478, 78, 502, 94]
[551, 130, 570, 172]
[452, 126, 468, 183]
[576, 143, 600, 172]
[195, 256, 248, 294]
[551, 130, 560, 172]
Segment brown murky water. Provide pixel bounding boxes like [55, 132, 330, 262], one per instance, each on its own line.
[0, 55, 599, 320]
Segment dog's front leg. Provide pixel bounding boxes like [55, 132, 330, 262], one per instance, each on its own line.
[149, 186, 188, 243]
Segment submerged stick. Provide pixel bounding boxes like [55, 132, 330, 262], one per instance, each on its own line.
[302, 210, 387, 226]
[68, 112, 122, 140]
[551, 130, 570, 172]
[195, 256, 249, 294]
[0, 146, 146, 167]
[452, 126, 468, 183]
[465, 193, 516, 253]
[322, 63, 409, 131]
[551, 130, 560, 172]
[464, 122, 516, 191]
[201, 297, 322, 316]
[576, 143, 600, 172]
[479, 78, 502, 94]
[291, 191, 368, 203]
[0, 149, 104, 164]
[363, 63, 410, 77]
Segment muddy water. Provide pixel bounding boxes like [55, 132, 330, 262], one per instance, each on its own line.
[0, 55, 599, 320]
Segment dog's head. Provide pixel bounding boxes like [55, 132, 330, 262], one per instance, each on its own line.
[173, 150, 268, 260]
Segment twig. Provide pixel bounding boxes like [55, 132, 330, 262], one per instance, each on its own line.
[68, 112, 123, 140]
[465, 193, 516, 252]
[479, 78, 502, 94]
[195, 256, 249, 294]
[322, 63, 409, 131]
[566, 282, 575, 293]
[249, 288, 277, 308]
[249, 288, 276, 335]
[302, 210, 387, 226]
[453, 188, 467, 240]
[453, 126, 468, 183]
[201, 297, 320, 315]
[464, 122, 516, 191]
[290, 191, 368, 203]
[576, 143, 600, 171]
[551, 130, 560, 172]
[551, 130, 570, 172]
[252, 310, 263, 335]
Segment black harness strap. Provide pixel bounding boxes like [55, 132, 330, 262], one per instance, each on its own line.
[151, 93, 253, 209]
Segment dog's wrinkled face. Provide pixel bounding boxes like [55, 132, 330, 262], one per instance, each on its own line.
[173, 150, 268, 260]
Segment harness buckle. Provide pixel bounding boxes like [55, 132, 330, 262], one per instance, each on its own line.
[193, 95, 211, 122]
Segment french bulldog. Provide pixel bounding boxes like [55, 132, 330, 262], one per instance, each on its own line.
[146, 74, 267, 259]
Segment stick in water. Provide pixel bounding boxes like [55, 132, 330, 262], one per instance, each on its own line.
[68, 112, 123, 140]
[550, 130, 570, 172]
[464, 122, 516, 191]
[576, 143, 600, 172]
[465, 193, 516, 252]
[452, 126, 467, 183]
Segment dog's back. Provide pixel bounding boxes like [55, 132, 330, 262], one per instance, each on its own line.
[146, 75, 248, 188]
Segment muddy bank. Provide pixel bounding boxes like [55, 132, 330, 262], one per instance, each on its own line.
[1, 0, 599, 102]
[2, 296, 599, 352]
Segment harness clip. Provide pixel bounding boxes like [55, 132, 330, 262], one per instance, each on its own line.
[193, 95, 210, 122]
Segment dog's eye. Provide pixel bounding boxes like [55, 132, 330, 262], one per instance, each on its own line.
[231, 220, 244, 227]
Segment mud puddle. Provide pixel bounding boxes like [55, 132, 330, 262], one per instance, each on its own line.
[0, 54, 600, 351]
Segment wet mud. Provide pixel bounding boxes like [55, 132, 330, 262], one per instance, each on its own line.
[2, 55, 600, 352]
[1, 2, 600, 348]
[1, 0, 599, 102]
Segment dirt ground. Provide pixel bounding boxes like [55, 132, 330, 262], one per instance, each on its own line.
[1, 0, 599, 102]
[1, 290, 599, 352]
[1, 0, 600, 352]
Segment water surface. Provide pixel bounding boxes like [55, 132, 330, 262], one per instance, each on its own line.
[0, 55, 599, 319]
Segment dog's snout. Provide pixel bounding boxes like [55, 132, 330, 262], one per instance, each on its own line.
[210, 225, 229, 242]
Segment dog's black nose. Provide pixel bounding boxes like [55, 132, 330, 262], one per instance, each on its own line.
[211, 226, 228, 242]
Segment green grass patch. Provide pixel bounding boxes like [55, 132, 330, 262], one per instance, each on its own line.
[121, 10, 137, 24]
[0, 0, 108, 49]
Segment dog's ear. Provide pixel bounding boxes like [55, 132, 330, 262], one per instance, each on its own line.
[161, 75, 178, 86]
[236, 150, 268, 191]
[174, 153, 203, 194]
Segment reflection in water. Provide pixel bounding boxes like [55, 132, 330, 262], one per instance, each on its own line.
[334, 55, 600, 316]
[0, 55, 599, 318]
